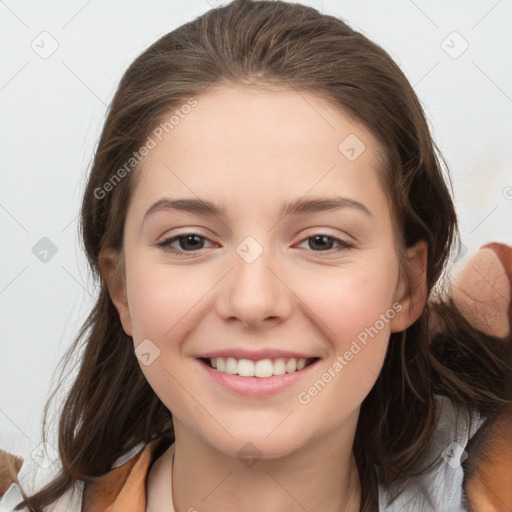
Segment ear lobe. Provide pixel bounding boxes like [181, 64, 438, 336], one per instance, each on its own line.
[99, 248, 133, 337]
[389, 240, 428, 333]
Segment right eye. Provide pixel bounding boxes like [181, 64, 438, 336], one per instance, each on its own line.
[157, 232, 214, 255]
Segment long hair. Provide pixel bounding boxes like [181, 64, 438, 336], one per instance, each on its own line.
[14, 1, 511, 510]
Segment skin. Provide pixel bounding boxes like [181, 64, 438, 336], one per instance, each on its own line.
[101, 83, 428, 512]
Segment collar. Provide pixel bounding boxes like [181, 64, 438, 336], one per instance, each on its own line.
[82, 437, 172, 512]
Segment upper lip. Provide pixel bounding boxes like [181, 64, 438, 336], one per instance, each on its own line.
[197, 348, 319, 361]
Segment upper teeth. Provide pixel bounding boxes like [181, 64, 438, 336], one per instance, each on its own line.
[211, 357, 308, 377]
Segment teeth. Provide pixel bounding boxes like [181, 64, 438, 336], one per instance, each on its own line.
[208, 357, 312, 377]
[225, 357, 238, 374]
[286, 359, 297, 373]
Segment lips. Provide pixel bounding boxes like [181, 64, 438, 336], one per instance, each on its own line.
[196, 355, 321, 396]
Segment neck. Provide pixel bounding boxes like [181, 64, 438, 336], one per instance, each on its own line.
[171, 414, 362, 512]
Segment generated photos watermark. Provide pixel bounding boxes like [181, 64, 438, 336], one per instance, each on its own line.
[94, 97, 198, 200]
[297, 302, 403, 405]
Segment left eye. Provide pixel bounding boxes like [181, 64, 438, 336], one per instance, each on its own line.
[156, 233, 353, 256]
[297, 234, 353, 252]
[157, 233, 213, 255]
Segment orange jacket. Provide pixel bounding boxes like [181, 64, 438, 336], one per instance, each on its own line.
[81, 438, 162, 512]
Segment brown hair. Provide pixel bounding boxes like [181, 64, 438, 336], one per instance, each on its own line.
[14, 1, 511, 510]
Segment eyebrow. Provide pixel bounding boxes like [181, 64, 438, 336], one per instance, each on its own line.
[143, 195, 373, 222]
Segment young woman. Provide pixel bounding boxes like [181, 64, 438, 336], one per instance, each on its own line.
[1, 1, 511, 511]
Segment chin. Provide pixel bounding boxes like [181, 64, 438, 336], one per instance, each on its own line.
[204, 428, 309, 462]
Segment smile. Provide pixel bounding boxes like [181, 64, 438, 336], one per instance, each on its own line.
[196, 356, 321, 397]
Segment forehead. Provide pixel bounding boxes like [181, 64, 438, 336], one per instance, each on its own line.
[130, 83, 388, 219]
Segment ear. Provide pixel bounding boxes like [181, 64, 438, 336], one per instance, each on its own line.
[389, 240, 428, 333]
[99, 248, 133, 337]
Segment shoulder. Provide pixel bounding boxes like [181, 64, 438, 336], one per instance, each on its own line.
[81, 437, 169, 512]
[377, 395, 512, 512]
[0, 444, 84, 511]
[80, 436, 173, 512]
[81, 442, 148, 512]
[377, 394, 484, 512]
[0, 438, 168, 512]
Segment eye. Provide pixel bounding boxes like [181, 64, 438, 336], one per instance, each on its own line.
[156, 232, 353, 256]
[156, 232, 213, 255]
[297, 234, 354, 253]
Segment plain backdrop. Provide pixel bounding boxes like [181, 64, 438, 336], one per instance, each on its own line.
[1, 0, 511, 463]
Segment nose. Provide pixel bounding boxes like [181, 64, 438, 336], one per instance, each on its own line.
[216, 239, 292, 329]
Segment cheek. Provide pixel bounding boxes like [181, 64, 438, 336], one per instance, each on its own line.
[296, 264, 397, 344]
[294, 271, 396, 424]
[125, 261, 204, 343]
[125, 264, 200, 412]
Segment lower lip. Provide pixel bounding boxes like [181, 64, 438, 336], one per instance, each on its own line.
[196, 358, 320, 397]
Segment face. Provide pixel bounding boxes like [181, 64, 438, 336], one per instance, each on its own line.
[102, 83, 427, 460]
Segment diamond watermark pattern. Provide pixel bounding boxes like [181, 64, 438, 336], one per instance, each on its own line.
[441, 441, 468, 468]
[30, 31, 59, 59]
[135, 338, 161, 366]
[448, 241, 468, 266]
[204, 0, 226, 6]
[441, 31, 469, 59]
[32, 237, 58, 263]
[236, 236, 263, 264]
[30, 442, 58, 470]
[338, 134, 366, 161]
[237, 442, 262, 468]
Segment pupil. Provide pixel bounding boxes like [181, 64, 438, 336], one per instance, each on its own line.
[181, 235, 202, 250]
[311, 235, 331, 251]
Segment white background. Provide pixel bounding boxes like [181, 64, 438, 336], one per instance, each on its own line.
[1, 0, 511, 461]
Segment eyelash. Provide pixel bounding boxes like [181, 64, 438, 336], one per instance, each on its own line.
[156, 231, 354, 256]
